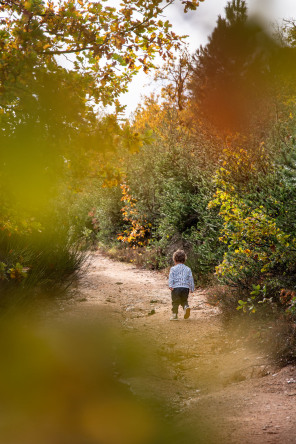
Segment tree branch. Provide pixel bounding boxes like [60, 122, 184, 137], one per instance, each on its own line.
[41, 46, 93, 55]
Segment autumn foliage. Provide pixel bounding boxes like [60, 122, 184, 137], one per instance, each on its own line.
[88, 1, 296, 330]
[117, 182, 151, 247]
[3, 0, 296, 340]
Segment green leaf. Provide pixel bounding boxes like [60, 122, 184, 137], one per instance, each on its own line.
[238, 300, 246, 305]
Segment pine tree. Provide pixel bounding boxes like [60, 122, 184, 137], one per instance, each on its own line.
[190, 0, 278, 134]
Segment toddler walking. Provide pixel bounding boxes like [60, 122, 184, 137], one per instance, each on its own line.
[168, 249, 194, 320]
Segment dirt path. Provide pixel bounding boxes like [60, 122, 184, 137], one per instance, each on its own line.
[68, 252, 296, 443]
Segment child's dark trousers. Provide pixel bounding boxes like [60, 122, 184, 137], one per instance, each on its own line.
[171, 287, 189, 314]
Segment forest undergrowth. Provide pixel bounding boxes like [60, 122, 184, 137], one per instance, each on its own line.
[2, 0, 296, 365]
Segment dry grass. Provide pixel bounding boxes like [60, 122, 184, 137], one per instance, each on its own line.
[98, 245, 167, 270]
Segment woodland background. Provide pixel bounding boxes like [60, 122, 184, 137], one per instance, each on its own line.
[2, 0, 296, 359]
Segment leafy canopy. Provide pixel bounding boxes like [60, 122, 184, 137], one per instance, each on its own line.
[0, 0, 203, 108]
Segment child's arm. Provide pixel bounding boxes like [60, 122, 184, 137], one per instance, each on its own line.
[168, 268, 174, 291]
[188, 269, 195, 293]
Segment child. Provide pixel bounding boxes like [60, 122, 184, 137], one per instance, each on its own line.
[168, 249, 194, 320]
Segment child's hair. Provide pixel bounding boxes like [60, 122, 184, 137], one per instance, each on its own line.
[173, 249, 186, 263]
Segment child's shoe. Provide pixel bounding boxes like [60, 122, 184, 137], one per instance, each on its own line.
[170, 313, 178, 321]
[184, 306, 190, 319]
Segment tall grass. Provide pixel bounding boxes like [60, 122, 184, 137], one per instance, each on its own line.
[0, 225, 86, 309]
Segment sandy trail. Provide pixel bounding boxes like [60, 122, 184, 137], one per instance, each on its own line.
[68, 252, 296, 443]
